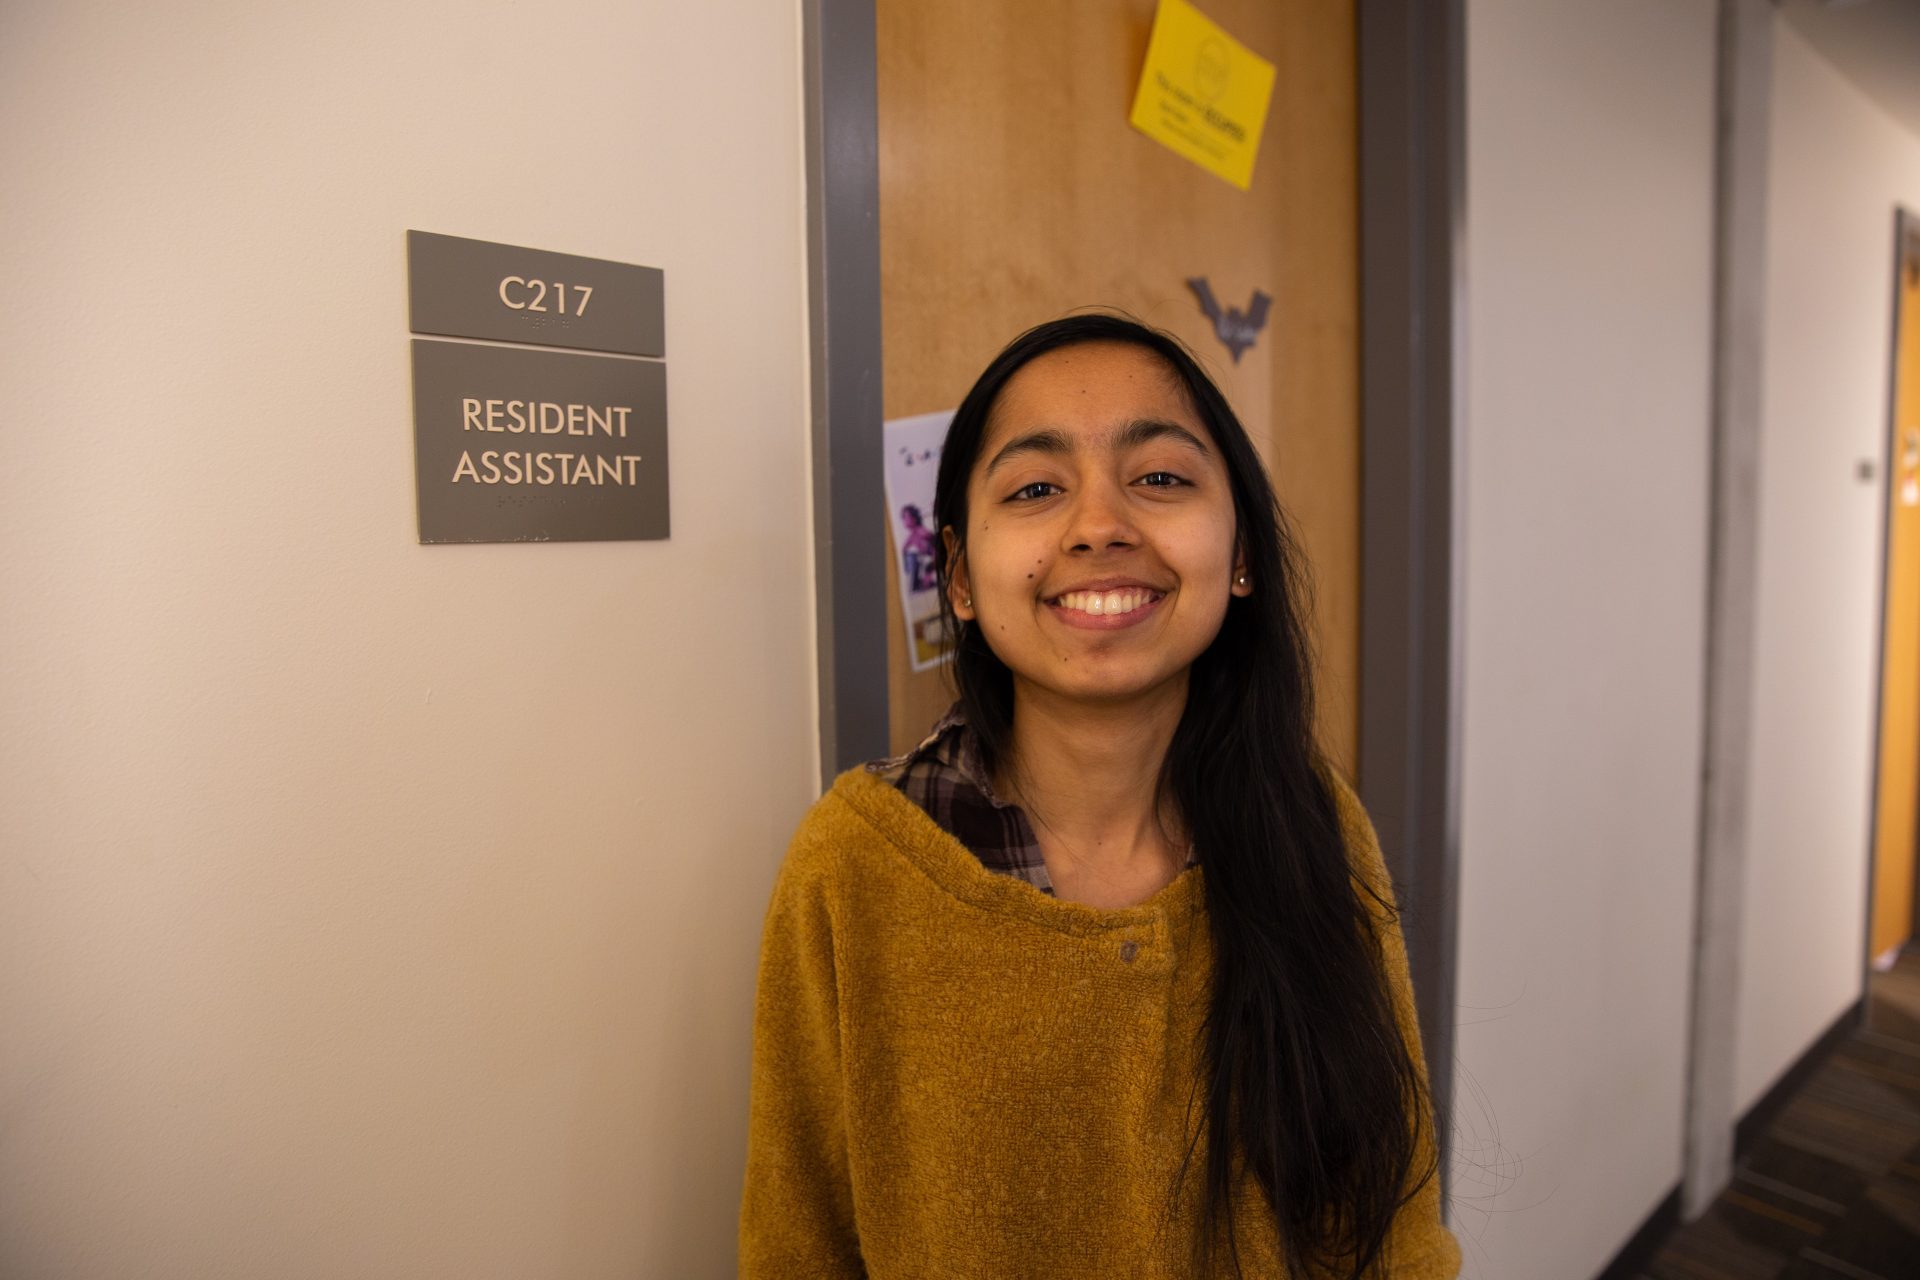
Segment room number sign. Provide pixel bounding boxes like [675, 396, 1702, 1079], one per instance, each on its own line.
[406, 230, 663, 357]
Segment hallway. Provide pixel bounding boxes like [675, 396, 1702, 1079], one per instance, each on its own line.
[1640, 951, 1920, 1278]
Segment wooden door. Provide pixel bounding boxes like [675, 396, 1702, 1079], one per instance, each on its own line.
[1871, 213, 1920, 965]
[875, 0, 1360, 772]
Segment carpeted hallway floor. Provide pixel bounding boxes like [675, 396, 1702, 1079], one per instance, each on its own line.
[1635, 947, 1920, 1279]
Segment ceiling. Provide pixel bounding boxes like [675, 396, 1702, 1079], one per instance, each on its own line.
[1778, 0, 1920, 141]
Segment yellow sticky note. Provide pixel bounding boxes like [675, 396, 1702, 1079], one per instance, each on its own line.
[1128, 0, 1277, 191]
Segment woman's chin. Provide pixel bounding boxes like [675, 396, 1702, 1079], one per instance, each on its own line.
[1009, 664, 1190, 709]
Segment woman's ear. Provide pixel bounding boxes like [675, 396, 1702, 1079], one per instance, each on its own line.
[942, 526, 974, 620]
[1231, 537, 1252, 597]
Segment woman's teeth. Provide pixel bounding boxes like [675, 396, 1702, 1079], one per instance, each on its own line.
[1053, 589, 1158, 616]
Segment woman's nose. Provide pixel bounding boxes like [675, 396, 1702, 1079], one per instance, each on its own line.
[1062, 480, 1139, 552]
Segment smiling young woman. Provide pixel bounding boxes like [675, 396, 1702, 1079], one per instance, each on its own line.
[740, 315, 1460, 1279]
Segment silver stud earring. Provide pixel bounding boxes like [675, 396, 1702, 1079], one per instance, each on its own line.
[1235, 575, 1248, 588]
[964, 595, 973, 609]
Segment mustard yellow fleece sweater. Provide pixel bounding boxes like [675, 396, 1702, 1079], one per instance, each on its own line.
[739, 765, 1461, 1278]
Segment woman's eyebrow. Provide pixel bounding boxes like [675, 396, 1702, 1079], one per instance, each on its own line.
[1115, 418, 1211, 458]
[983, 427, 1073, 478]
[983, 419, 1210, 478]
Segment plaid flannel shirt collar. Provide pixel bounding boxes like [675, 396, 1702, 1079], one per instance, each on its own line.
[866, 702, 1199, 896]
[865, 702, 1055, 894]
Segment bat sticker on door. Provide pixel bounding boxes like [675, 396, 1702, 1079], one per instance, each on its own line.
[1187, 277, 1271, 363]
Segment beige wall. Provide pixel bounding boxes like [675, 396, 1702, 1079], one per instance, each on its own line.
[1739, 23, 1920, 1115]
[1455, 2, 1716, 1275]
[0, 3, 815, 1277]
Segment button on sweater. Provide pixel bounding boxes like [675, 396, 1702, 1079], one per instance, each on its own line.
[738, 764, 1462, 1278]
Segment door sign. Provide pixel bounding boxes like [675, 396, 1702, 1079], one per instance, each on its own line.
[406, 230, 670, 544]
[410, 339, 669, 544]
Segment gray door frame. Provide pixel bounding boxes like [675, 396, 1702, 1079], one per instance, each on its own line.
[1356, 0, 1466, 1210]
[802, 0, 890, 787]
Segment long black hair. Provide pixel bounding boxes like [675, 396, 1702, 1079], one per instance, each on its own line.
[930, 314, 1437, 1278]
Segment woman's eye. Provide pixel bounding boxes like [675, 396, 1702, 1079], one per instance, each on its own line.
[1009, 482, 1061, 501]
[1137, 471, 1188, 488]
